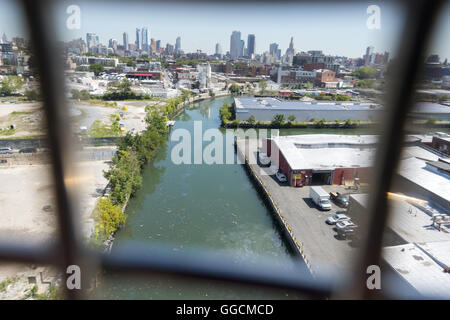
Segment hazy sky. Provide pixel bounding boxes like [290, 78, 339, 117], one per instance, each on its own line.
[1, 0, 449, 60]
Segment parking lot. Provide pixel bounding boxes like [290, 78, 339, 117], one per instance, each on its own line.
[255, 165, 367, 275]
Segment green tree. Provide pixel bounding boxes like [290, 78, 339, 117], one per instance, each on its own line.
[353, 67, 378, 80]
[228, 83, 241, 94]
[104, 150, 142, 206]
[288, 115, 296, 123]
[24, 89, 39, 101]
[0, 76, 24, 95]
[89, 63, 105, 76]
[259, 80, 267, 94]
[271, 114, 285, 127]
[247, 115, 256, 125]
[306, 81, 312, 89]
[93, 198, 126, 240]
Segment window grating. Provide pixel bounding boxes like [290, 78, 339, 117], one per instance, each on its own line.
[0, 0, 446, 300]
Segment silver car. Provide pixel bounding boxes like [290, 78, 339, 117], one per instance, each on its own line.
[326, 213, 351, 225]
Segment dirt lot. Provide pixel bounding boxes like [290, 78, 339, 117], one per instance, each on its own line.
[0, 159, 110, 298]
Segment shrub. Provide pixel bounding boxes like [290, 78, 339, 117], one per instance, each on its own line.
[93, 198, 126, 241]
[271, 114, 285, 127]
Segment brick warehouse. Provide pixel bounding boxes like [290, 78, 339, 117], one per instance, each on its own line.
[262, 135, 377, 187]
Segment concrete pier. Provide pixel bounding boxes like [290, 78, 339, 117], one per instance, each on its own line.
[236, 139, 360, 276]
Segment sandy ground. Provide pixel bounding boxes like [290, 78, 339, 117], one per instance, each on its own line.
[0, 100, 153, 138]
[0, 159, 110, 299]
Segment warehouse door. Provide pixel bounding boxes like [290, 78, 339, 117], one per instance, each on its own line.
[311, 170, 332, 185]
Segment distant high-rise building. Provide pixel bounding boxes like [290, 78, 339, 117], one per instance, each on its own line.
[240, 40, 245, 57]
[175, 36, 181, 54]
[364, 46, 374, 65]
[135, 28, 141, 50]
[269, 43, 280, 59]
[141, 27, 149, 53]
[150, 38, 156, 55]
[165, 43, 174, 55]
[230, 31, 241, 59]
[285, 37, 295, 56]
[86, 33, 99, 51]
[247, 34, 255, 58]
[108, 38, 118, 51]
[1, 33, 8, 43]
[156, 40, 161, 52]
[123, 32, 129, 51]
[215, 43, 222, 56]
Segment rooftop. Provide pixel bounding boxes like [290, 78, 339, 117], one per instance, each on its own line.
[397, 155, 450, 203]
[350, 193, 450, 243]
[235, 97, 381, 112]
[383, 242, 450, 298]
[270, 134, 377, 170]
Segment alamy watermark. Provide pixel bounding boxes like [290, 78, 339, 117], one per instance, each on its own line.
[366, 5, 381, 30]
[169, 122, 279, 175]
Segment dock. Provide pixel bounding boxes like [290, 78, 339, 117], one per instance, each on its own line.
[236, 139, 359, 276]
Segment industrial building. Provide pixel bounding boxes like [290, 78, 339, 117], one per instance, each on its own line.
[263, 134, 379, 187]
[235, 97, 382, 122]
[234, 97, 450, 122]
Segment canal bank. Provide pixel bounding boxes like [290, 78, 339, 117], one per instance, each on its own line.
[97, 96, 299, 299]
[235, 139, 363, 276]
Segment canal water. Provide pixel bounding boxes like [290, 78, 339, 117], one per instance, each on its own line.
[98, 96, 300, 299]
[97, 96, 443, 299]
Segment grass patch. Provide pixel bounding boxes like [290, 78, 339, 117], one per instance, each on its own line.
[0, 276, 19, 293]
[0, 128, 16, 136]
[88, 120, 120, 138]
[9, 111, 33, 116]
[33, 284, 64, 300]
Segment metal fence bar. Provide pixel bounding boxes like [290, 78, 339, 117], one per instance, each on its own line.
[343, 0, 446, 299]
[20, 0, 85, 299]
[0, 0, 444, 300]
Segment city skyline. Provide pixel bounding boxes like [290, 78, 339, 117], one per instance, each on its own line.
[0, 1, 449, 60]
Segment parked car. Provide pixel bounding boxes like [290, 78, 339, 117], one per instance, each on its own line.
[336, 220, 357, 231]
[258, 152, 271, 166]
[19, 147, 37, 154]
[330, 192, 349, 207]
[336, 226, 358, 239]
[275, 172, 287, 182]
[310, 186, 332, 211]
[326, 213, 351, 225]
[0, 147, 13, 154]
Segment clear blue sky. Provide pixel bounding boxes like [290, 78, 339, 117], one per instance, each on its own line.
[1, 0, 449, 60]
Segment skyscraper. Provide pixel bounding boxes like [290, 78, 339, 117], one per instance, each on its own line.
[230, 31, 241, 59]
[150, 38, 156, 55]
[175, 37, 181, 54]
[269, 43, 280, 59]
[1, 33, 8, 43]
[142, 27, 149, 53]
[240, 40, 245, 57]
[86, 33, 99, 51]
[123, 32, 129, 51]
[156, 40, 161, 52]
[135, 28, 141, 50]
[247, 34, 255, 58]
[108, 38, 118, 51]
[215, 43, 222, 55]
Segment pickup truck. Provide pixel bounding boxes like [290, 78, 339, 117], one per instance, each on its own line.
[330, 192, 349, 208]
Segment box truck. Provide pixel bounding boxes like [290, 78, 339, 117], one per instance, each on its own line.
[310, 186, 332, 210]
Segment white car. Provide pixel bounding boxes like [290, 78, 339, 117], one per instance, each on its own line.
[258, 152, 271, 166]
[336, 220, 357, 230]
[326, 213, 351, 225]
[275, 172, 287, 182]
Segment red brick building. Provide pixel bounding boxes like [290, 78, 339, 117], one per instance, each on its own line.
[263, 135, 375, 187]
